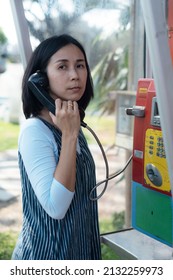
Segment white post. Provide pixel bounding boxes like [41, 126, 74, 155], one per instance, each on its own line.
[140, 0, 173, 195]
[10, 0, 32, 69]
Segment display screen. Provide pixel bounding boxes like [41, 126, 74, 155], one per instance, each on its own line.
[151, 97, 161, 127]
[154, 101, 159, 116]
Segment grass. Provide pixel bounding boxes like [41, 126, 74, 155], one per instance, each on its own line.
[83, 114, 115, 146]
[0, 121, 19, 151]
[0, 231, 119, 260]
[0, 231, 18, 260]
[0, 115, 115, 152]
[99, 211, 125, 260]
[0, 211, 125, 260]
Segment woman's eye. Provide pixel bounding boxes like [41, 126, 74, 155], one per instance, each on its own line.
[58, 65, 67, 70]
[77, 64, 85, 69]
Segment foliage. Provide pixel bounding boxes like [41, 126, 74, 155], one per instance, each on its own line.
[0, 233, 119, 260]
[99, 211, 125, 259]
[22, 0, 131, 115]
[0, 231, 17, 260]
[101, 244, 120, 260]
[0, 214, 124, 260]
[0, 28, 8, 73]
[0, 28, 7, 45]
[0, 121, 19, 152]
[23, 0, 128, 42]
[91, 41, 129, 114]
[0, 115, 114, 152]
[83, 114, 115, 145]
[99, 211, 125, 234]
[112, 211, 125, 230]
[90, 4, 130, 115]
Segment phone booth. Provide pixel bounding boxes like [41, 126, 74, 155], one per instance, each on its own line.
[130, 79, 173, 246]
[9, 0, 173, 259]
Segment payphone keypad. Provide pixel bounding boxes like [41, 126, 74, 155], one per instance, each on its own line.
[144, 128, 170, 192]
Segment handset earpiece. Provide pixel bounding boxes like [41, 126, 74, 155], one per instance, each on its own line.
[32, 71, 49, 88]
[28, 72, 56, 115]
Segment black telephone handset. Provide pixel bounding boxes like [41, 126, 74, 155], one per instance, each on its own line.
[28, 72, 87, 127]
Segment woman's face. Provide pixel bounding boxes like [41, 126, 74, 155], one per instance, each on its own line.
[46, 44, 88, 102]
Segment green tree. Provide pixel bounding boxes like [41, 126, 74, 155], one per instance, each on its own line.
[0, 28, 8, 73]
[23, 0, 127, 42]
[91, 30, 129, 114]
[90, 4, 130, 114]
[23, 0, 130, 114]
[0, 27, 7, 45]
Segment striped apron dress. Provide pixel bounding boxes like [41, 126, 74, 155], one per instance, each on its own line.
[12, 119, 101, 260]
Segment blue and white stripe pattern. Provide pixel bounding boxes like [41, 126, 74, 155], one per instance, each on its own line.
[12, 120, 101, 260]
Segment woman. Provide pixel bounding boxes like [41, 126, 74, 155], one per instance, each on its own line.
[12, 34, 101, 260]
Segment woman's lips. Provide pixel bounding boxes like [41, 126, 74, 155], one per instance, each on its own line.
[68, 87, 81, 92]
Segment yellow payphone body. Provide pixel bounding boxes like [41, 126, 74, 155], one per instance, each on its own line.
[144, 128, 170, 192]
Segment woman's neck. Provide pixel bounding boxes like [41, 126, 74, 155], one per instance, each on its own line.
[38, 108, 54, 125]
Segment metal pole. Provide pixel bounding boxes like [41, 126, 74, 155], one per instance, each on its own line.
[124, 0, 145, 228]
[9, 0, 32, 69]
[140, 0, 173, 195]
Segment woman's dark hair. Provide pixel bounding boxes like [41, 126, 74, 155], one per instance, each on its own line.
[22, 34, 94, 118]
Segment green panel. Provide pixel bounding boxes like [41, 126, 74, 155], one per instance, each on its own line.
[136, 187, 173, 244]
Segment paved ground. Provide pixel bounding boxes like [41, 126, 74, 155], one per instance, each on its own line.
[0, 145, 127, 233]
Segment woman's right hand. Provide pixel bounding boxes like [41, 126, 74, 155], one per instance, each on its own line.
[50, 98, 80, 192]
[49, 98, 81, 138]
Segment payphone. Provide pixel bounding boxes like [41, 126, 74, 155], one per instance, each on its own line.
[128, 78, 173, 247]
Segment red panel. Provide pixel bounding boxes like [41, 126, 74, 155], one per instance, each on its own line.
[132, 79, 158, 183]
[168, 0, 173, 64]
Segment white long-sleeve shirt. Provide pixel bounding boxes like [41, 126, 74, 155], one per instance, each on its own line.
[18, 118, 75, 219]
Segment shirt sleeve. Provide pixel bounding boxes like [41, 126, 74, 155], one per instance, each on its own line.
[18, 119, 75, 219]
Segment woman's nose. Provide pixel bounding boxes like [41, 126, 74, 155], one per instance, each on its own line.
[69, 68, 79, 80]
